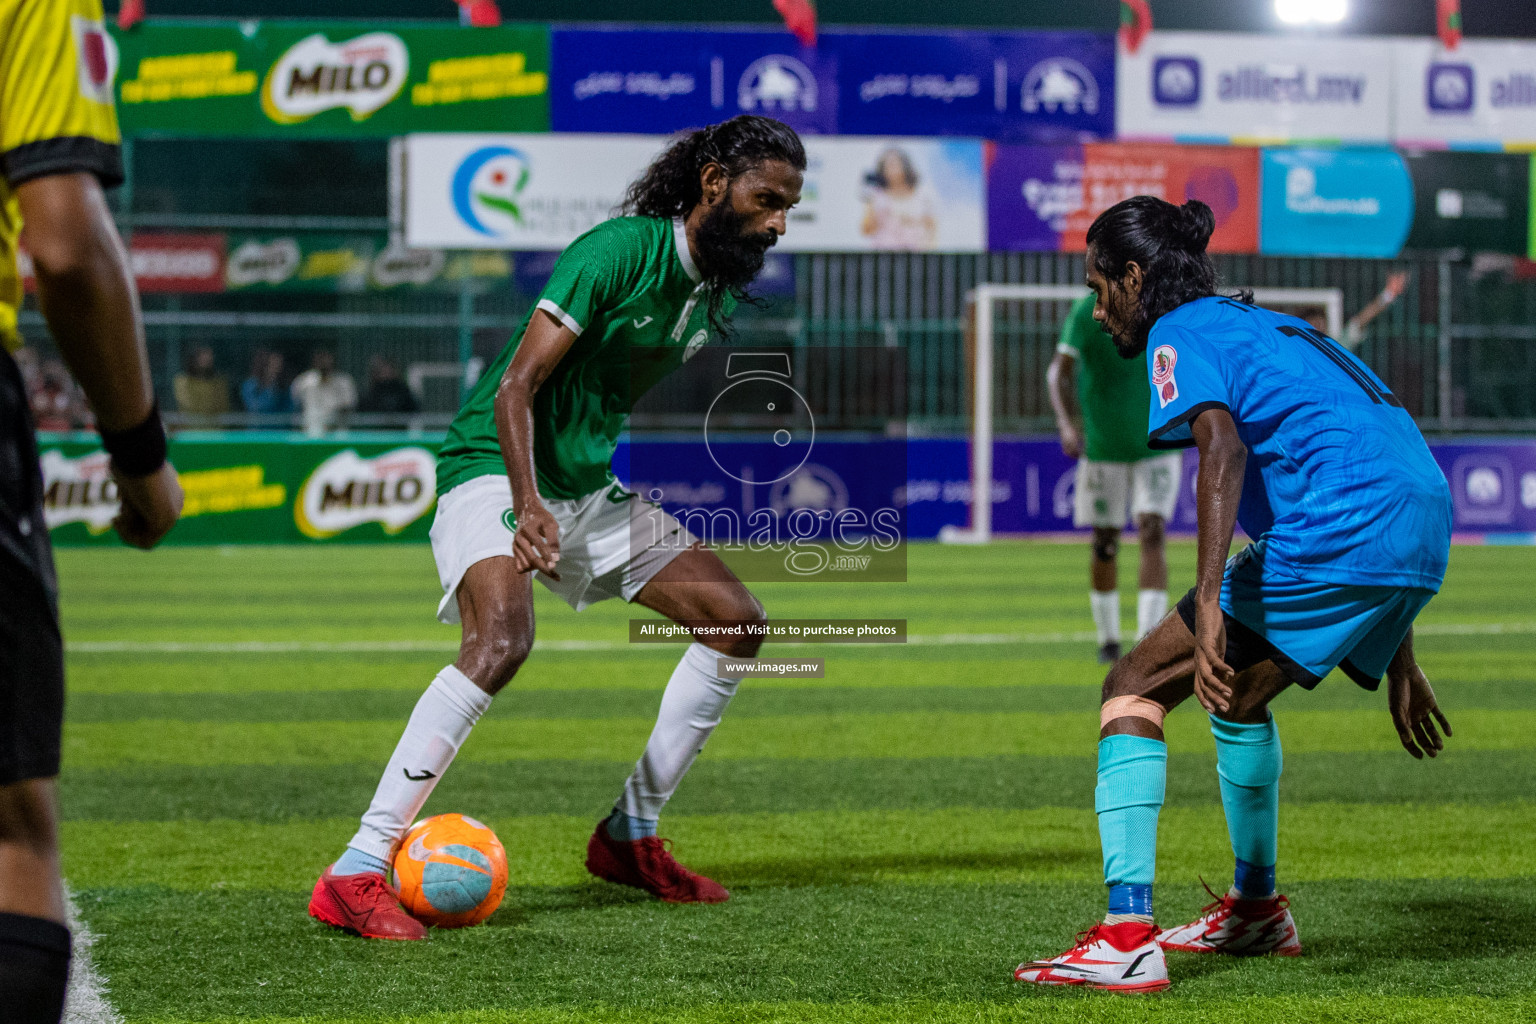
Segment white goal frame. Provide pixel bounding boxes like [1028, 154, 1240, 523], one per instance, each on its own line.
[939, 284, 1343, 544]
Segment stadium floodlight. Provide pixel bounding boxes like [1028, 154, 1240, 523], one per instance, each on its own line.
[1275, 0, 1347, 25]
[940, 284, 1342, 545]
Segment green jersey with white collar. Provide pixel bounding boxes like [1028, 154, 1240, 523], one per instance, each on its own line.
[437, 216, 731, 499]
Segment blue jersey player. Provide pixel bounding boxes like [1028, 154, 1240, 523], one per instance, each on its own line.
[1015, 196, 1454, 993]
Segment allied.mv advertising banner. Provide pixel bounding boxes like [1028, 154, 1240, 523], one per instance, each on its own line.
[1394, 39, 1536, 149]
[1116, 31, 1392, 144]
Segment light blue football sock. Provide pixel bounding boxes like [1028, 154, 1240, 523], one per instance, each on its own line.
[606, 810, 658, 841]
[1096, 734, 1168, 916]
[332, 847, 389, 877]
[1210, 713, 1282, 898]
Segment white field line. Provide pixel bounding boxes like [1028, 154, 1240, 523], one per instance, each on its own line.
[65, 621, 1536, 655]
[63, 888, 123, 1024]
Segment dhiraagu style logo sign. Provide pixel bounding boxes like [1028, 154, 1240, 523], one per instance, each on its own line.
[262, 31, 409, 124]
[452, 145, 532, 237]
[295, 447, 437, 539]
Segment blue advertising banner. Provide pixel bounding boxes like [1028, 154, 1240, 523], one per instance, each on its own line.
[835, 31, 1114, 142]
[550, 27, 1112, 141]
[1260, 148, 1415, 257]
[549, 28, 836, 135]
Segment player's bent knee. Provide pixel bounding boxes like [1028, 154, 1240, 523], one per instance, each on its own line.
[1100, 694, 1167, 732]
[0, 780, 59, 852]
[459, 632, 532, 694]
[1092, 533, 1119, 563]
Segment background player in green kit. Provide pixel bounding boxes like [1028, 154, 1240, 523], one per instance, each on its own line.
[309, 116, 805, 939]
[1048, 293, 1180, 663]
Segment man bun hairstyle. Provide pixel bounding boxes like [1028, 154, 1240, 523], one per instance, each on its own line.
[1086, 196, 1220, 328]
[621, 115, 806, 219]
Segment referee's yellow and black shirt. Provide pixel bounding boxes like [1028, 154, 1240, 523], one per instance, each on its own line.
[0, 0, 123, 351]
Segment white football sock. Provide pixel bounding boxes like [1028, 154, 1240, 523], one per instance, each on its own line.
[617, 643, 741, 821]
[346, 665, 492, 862]
[1137, 590, 1169, 640]
[1091, 590, 1121, 646]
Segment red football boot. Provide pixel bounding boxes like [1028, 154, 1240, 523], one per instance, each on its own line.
[308, 865, 428, 940]
[585, 820, 730, 903]
[1156, 884, 1301, 957]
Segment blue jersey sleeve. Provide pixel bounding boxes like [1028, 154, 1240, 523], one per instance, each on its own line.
[1145, 325, 1232, 449]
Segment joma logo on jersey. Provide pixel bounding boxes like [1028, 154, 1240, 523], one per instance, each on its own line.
[296, 447, 436, 539]
[262, 32, 408, 124]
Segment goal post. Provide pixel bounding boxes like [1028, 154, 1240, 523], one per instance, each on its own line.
[939, 284, 1344, 544]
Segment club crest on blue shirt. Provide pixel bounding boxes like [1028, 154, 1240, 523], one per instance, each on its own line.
[1152, 345, 1179, 408]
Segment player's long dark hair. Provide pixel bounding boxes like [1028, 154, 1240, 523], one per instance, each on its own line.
[621, 116, 806, 337]
[1086, 196, 1236, 330]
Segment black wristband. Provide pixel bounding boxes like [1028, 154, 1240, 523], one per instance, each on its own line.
[99, 402, 168, 478]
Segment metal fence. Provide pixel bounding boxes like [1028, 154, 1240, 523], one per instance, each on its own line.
[18, 242, 1536, 435]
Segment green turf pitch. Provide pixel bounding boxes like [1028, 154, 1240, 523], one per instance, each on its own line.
[56, 541, 1536, 1023]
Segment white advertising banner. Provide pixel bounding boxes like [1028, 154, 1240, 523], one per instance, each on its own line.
[1117, 31, 1393, 144]
[783, 137, 985, 253]
[403, 133, 665, 249]
[1393, 38, 1536, 147]
[403, 133, 986, 252]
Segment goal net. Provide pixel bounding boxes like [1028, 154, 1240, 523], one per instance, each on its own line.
[939, 284, 1343, 544]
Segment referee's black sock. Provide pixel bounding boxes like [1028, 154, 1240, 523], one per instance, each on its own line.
[0, 911, 71, 1023]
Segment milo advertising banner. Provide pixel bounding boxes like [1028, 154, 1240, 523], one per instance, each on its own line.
[111, 22, 550, 137]
[40, 438, 438, 545]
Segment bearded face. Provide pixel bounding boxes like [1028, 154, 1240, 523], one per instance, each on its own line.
[692, 190, 778, 291]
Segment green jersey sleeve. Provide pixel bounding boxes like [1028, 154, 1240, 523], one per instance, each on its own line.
[1057, 292, 1098, 358]
[533, 220, 649, 336]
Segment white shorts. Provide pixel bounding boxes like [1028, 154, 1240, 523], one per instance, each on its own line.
[429, 474, 695, 622]
[1072, 452, 1183, 530]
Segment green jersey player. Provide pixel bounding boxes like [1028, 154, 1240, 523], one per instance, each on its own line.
[309, 116, 805, 939]
[1048, 293, 1180, 664]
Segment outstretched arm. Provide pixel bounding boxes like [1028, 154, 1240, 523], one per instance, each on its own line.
[1386, 627, 1452, 759]
[493, 309, 578, 579]
[17, 172, 181, 548]
[1189, 408, 1246, 714]
[1046, 351, 1083, 458]
[1342, 271, 1408, 349]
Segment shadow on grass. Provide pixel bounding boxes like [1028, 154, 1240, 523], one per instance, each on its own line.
[696, 847, 1096, 888]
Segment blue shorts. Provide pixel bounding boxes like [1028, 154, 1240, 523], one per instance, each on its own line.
[1176, 541, 1437, 690]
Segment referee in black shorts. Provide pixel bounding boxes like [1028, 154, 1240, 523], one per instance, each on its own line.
[1, 3, 183, 1020]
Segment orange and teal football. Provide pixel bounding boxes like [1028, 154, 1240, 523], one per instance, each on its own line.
[392, 813, 508, 928]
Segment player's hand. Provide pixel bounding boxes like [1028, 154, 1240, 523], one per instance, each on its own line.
[111, 461, 183, 549]
[512, 504, 561, 580]
[1382, 271, 1409, 303]
[1059, 423, 1084, 459]
[1388, 661, 1451, 759]
[1192, 598, 1234, 714]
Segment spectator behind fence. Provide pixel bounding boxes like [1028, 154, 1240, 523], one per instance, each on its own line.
[172, 346, 230, 427]
[241, 349, 291, 425]
[29, 359, 90, 431]
[358, 355, 419, 428]
[290, 349, 356, 436]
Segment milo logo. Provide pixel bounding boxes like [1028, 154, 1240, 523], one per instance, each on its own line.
[295, 447, 436, 539]
[262, 32, 408, 124]
[39, 450, 118, 533]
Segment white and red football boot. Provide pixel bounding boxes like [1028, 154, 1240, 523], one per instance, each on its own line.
[1156, 884, 1301, 957]
[1014, 921, 1170, 992]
